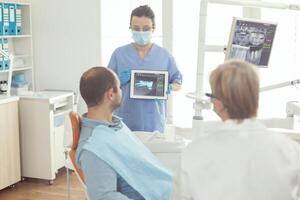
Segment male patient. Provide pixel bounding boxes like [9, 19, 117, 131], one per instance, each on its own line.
[76, 66, 173, 200]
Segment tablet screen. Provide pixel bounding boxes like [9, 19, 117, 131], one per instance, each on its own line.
[130, 70, 168, 99]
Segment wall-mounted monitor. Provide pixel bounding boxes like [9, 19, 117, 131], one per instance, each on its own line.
[130, 70, 168, 100]
[225, 17, 277, 67]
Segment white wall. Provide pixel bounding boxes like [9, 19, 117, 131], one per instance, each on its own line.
[31, 0, 101, 113]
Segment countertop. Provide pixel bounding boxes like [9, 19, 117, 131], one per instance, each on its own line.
[0, 95, 19, 104]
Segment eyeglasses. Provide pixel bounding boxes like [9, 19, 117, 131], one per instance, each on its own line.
[205, 92, 228, 108]
[130, 25, 153, 32]
[205, 93, 218, 100]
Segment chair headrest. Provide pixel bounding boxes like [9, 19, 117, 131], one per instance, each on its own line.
[69, 111, 81, 150]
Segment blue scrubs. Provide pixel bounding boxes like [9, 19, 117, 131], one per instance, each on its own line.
[108, 43, 182, 133]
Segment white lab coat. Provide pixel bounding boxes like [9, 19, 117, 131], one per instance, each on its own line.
[172, 119, 300, 200]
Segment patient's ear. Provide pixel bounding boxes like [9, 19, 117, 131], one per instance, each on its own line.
[106, 88, 114, 100]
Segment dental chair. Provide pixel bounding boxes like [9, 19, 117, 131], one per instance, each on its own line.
[67, 111, 90, 200]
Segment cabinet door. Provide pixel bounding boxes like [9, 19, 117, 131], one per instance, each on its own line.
[54, 125, 66, 170]
[0, 101, 21, 190]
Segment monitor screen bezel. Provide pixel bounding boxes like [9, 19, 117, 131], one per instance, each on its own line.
[225, 17, 277, 68]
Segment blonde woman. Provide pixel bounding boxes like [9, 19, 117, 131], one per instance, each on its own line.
[173, 60, 300, 200]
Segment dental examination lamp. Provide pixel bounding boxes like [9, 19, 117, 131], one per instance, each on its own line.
[260, 79, 300, 92]
[0, 48, 14, 97]
[189, 0, 300, 122]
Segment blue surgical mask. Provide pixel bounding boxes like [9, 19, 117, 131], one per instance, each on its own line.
[131, 31, 152, 46]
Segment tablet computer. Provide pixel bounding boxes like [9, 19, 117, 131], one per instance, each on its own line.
[225, 17, 277, 67]
[130, 70, 168, 99]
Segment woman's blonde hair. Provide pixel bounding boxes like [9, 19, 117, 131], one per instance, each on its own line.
[209, 60, 259, 119]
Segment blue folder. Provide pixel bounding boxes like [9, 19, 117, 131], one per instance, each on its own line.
[3, 38, 9, 70]
[0, 4, 3, 35]
[0, 39, 3, 70]
[3, 3, 9, 35]
[16, 4, 21, 35]
[8, 3, 16, 35]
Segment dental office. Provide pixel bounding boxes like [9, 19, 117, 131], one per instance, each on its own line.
[0, 0, 300, 199]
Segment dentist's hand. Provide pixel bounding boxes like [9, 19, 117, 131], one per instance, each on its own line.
[166, 84, 173, 95]
[118, 69, 131, 86]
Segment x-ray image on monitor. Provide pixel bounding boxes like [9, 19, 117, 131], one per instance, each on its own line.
[130, 70, 168, 99]
[225, 17, 277, 67]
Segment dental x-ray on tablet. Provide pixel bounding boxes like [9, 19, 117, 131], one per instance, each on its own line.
[130, 70, 168, 99]
[225, 17, 277, 67]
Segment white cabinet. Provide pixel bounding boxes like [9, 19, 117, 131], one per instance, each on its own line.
[0, 0, 34, 96]
[135, 132, 188, 173]
[18, 91, 74, 183]
[0, 96, 20, 190]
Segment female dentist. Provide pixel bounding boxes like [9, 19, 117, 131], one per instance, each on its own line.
[108, 5, 182, 133]
[172, 60, 300, 200]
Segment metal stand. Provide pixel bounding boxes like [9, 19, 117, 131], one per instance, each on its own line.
[65, 150, 71, 200]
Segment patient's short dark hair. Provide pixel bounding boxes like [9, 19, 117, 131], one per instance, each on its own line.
[80, 67, 118, 107]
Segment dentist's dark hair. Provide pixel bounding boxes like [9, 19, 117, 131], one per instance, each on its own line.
[130, 5, 155, 29]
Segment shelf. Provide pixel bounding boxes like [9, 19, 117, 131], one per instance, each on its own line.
[14, 54, 31, 58]
[0, 66, 32, 73]
[0, 70, 9, 74]
[13, 66, 32, 71]
[0, 35, 31, 39]
[0, 1, 31, 6]
[0, 1, 34, 95]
